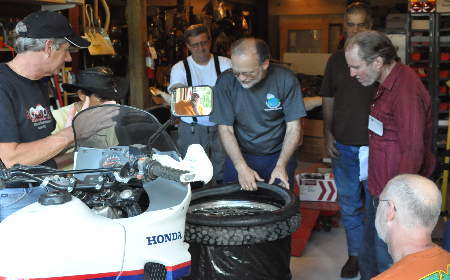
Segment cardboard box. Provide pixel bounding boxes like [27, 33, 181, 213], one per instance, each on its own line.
[299, 119, 326, 162]
[386, 13, 407, 30]
[437, 0, 450, 13]
[295, 172, 337, 202]
[298, 136, 326, 162]
[411, 19, 430, 30]
[302, 119, 323, 137]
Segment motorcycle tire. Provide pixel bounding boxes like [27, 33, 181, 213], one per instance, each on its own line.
[144, 262, 166, 280]
[185, 183, 300, 246]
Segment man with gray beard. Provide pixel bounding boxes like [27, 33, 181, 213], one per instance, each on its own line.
[211, 38, 305, 192]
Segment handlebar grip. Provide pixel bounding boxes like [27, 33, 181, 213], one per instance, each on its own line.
[146, 161, 188, 183]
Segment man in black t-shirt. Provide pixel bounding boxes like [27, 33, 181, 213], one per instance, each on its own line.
[319, 3, 377, 278]
[0, 11, 89, 222]
[211, 38, 306, 192]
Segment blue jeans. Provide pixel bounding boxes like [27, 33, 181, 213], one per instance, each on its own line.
[223, 152, 297, 189]
[359, 183, 393, 280]
[444, 220, 450, 252]
[332, 142, 365, 257]
[0, 186, 48, 222]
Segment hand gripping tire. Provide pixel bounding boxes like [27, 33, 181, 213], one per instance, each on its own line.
[185, 183, 300, 245]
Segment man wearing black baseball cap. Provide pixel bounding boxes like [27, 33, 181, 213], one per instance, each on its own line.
[0, 11, 89, 222]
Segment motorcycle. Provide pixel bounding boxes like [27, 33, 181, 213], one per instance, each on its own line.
[0, 86, 214, 280]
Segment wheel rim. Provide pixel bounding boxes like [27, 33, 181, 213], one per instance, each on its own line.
[187, 183, 299, 227]
[188, 199, 280, 217]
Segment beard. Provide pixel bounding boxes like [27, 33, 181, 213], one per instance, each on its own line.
[238, 79, 258, 89]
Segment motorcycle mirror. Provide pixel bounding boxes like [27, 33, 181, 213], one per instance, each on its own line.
[170, 86, 213, 117]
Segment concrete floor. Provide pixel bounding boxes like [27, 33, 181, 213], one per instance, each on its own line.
[290, 227, 360, 280]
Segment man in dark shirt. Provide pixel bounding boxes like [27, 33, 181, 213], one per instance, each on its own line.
[320, 3, 376, 278]
[210, 37, 305, 280]
[211, 38, 305, 192]
[0, 11, 89, 221]
[345, 30, 435, 279]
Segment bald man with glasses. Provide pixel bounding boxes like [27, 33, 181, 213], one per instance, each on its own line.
[210, 36, 305, 280]
[211, 37, 305, 192]
[372, 174, 450, 280]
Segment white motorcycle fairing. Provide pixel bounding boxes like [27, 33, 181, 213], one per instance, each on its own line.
[0, 178, 192, 280]
[0, 103, 214, 280]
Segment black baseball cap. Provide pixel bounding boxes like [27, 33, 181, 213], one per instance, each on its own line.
[18, 11, 89, 48]
[62, 67, 128, 100]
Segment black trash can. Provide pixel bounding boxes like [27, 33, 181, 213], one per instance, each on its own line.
[184, 183, 300, 280]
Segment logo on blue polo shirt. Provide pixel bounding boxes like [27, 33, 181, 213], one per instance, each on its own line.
[265, 93, 282, 111]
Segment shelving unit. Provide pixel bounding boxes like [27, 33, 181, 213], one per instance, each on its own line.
[407, 12, 450, 212]
[406, 12, 439, 153]
[435, 13, 450, 124]
[435, 13, 450, 214]
[406, 13, 436, 94]
[434, 12, 450, 169]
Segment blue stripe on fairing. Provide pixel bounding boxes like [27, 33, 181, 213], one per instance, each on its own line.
[166, 265, 190, 280]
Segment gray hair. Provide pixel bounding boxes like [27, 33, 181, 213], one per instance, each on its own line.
[345, 2, 373, 27]
[183, 24, 210, 43]
[230, 37, 270, 64]
[14, 21, 67, 54]
[384, 174, 441, 232]
[345, 30, 398, 65]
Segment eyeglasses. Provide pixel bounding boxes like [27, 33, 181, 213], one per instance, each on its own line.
[232, 66, 262, 79]
[188, 40, 210, 49]
[373, 199, 397, 211]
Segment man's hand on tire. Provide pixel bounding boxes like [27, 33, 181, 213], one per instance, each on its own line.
[269, 165, 289, 189]
[236, 163, 263, 191]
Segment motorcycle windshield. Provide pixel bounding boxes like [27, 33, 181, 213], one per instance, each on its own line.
[72, 104, 177, 152]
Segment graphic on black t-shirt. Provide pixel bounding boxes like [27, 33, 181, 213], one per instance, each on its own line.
[26, 104, 53, 129]
[0, 63, 56, 143]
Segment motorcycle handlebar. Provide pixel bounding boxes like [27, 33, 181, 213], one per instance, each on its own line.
[145, 160, 188, 183]
[4, 170, 68, 190]
[0, 159, 189, 191]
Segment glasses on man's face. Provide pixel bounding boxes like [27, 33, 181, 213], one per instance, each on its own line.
[232, 66, 261, 79]
[373, 199, 396, 211]
[188, 40, 210, 49]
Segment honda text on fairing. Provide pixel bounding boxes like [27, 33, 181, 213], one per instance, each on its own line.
[0, 86, 214, 280]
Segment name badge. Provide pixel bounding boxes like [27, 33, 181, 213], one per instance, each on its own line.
[368, 115, 383, 136]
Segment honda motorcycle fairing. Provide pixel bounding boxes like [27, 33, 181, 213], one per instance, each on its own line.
[0, 104, 213, 280]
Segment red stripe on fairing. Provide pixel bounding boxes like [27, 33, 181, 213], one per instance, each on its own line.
[165, 261, 191, 271]
[120, 270, 145, 276]
[0, 269, 144, 280]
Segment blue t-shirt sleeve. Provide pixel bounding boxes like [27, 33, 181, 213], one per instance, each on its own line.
[282, 71, 306, 122]
[210, 73, 235, 126]
[0, 85, 19, 142]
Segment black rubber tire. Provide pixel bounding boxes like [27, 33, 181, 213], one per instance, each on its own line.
[185, 183, 300, 245]
[144, 262, 166, 280]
